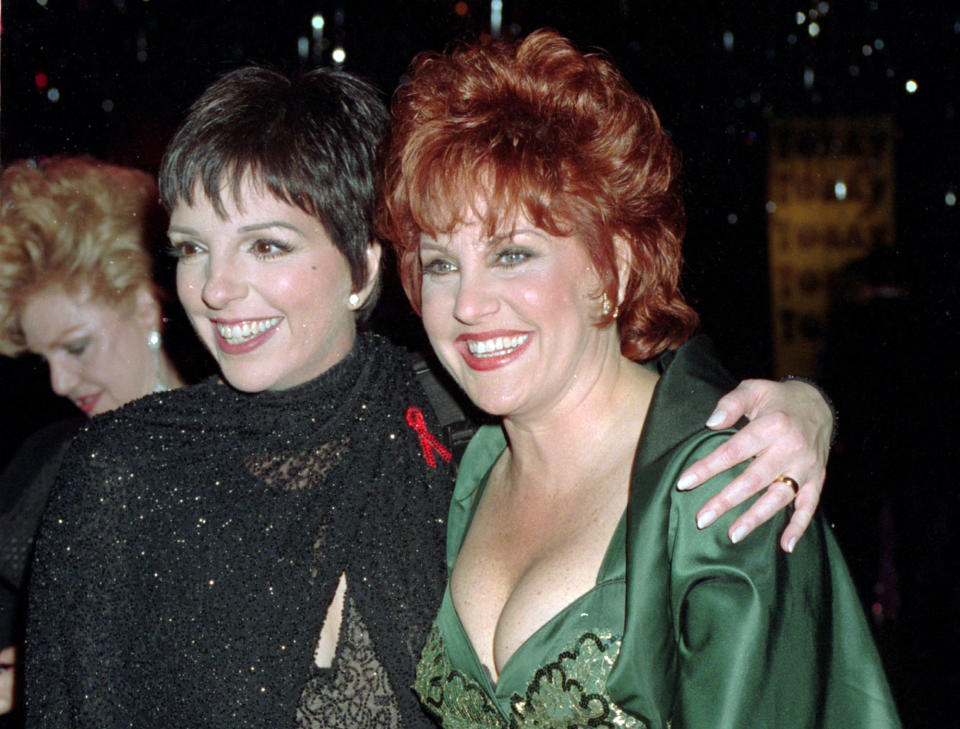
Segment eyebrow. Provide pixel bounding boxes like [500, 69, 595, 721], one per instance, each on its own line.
[237, 221, 305, 235]
[490, 228, 541, 245]
[29, 324, 86, 353]
[418, 239, 447, 252]
[167, 221, 306, 236]
[419, 228, 541, 251]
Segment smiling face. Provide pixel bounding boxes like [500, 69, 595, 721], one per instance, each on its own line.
[169, 177, 379, 393]
[20, 284, 161, 416]
[419, 211, 621, 420]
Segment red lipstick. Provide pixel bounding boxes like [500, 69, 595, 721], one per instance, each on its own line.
[211, 319, 281, 355]
[455, 331, 532, 371]
[75, 392, 102, 415]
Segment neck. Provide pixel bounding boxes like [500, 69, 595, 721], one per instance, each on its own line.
[499, 348, 658, 492]
[156, 354, 186, 391]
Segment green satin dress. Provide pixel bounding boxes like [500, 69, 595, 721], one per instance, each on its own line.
[413, 337, 901, 729]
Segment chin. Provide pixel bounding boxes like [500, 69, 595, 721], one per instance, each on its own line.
[459, 384, 523, 418]
[218, 367, 278, 393]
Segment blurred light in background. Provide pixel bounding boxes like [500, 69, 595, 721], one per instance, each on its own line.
[491, 0, 502, 37]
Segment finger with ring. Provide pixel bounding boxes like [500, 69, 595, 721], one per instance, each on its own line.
[773, 474, 800, 496]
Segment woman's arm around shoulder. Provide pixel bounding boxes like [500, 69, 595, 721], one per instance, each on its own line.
[680, 377, 834, 552]
[666, 433, 900, 729]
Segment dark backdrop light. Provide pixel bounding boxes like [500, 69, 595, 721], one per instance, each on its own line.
[2, 1, 954, 373]
[1, 4, 957, 726]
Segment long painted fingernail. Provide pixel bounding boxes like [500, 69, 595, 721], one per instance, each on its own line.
[697, 510, 717, 529]
[705, 409, 726, 428]
[786, 537, 797, 553]
[677, 473, 697, 491]
[730, 525, 749, 544]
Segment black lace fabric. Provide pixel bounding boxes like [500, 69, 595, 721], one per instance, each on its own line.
[25, 334, 452, 729]
[296, 596, 402, 728]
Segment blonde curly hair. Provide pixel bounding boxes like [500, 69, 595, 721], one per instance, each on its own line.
[0, 156, 164, 356]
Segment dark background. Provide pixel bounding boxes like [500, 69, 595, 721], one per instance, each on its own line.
[1, 1, 957, 725]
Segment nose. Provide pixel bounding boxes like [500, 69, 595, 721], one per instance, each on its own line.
[200, 254, 247, 310]
[452, 270, 499, 324]
[48, 358, 80, 397]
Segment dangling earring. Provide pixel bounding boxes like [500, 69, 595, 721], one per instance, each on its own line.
[601, 293, 612, 317]
[348, 293, 361, 308]
[147, 330, 168, 393]
[600, 292, 621, 319]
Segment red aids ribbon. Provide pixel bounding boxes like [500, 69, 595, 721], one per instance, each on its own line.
[406, 406, 452, 468]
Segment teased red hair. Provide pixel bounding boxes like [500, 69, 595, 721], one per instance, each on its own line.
[377, 29, 698, 361]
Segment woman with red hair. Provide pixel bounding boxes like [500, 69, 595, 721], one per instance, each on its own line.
[380, 29, 900, 728]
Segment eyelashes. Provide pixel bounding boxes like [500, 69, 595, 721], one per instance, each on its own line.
[421, 247, 535, 276]
[495, 247, 534, 267]
[166, 241, 202, 259]
[248, 239, 294, 259]
[422, 258, 457, 276]
[165, 238, 295, 261]
[64, 337, 90, 357]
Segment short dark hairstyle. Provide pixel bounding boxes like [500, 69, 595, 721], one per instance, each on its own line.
[159, 66, 388, 319]
[379, 30, 698, 360]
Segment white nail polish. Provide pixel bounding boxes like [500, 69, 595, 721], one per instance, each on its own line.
[705, 409, 726, 428]
[786, 537, 797, 553]
[677, 473, 697, 491]
[730, 525, 748, 544]
[697, 510, 717, 529]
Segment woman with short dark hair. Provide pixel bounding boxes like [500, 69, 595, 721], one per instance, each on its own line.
[26, 68, 454, 729]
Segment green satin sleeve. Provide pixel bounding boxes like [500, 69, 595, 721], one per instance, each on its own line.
[608, 429, 901, 729]
[668, 434, 817, 728]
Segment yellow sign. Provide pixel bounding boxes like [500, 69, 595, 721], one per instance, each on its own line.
[767, 116, 895, 376]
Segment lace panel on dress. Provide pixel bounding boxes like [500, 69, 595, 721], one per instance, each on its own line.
[414, 625, 649, 729]
[245, 438, 350, 492]
[296, 595, 402, 728]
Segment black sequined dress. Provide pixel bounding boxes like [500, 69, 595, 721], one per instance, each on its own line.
[25, 333, 453, 729]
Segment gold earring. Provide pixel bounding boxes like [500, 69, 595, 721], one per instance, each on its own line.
[601, 293, 612, 317]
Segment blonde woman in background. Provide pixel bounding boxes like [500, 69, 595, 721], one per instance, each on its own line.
[0, 157, 185, 718]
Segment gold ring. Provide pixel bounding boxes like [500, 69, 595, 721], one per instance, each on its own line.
[774, 475, 800, 496]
